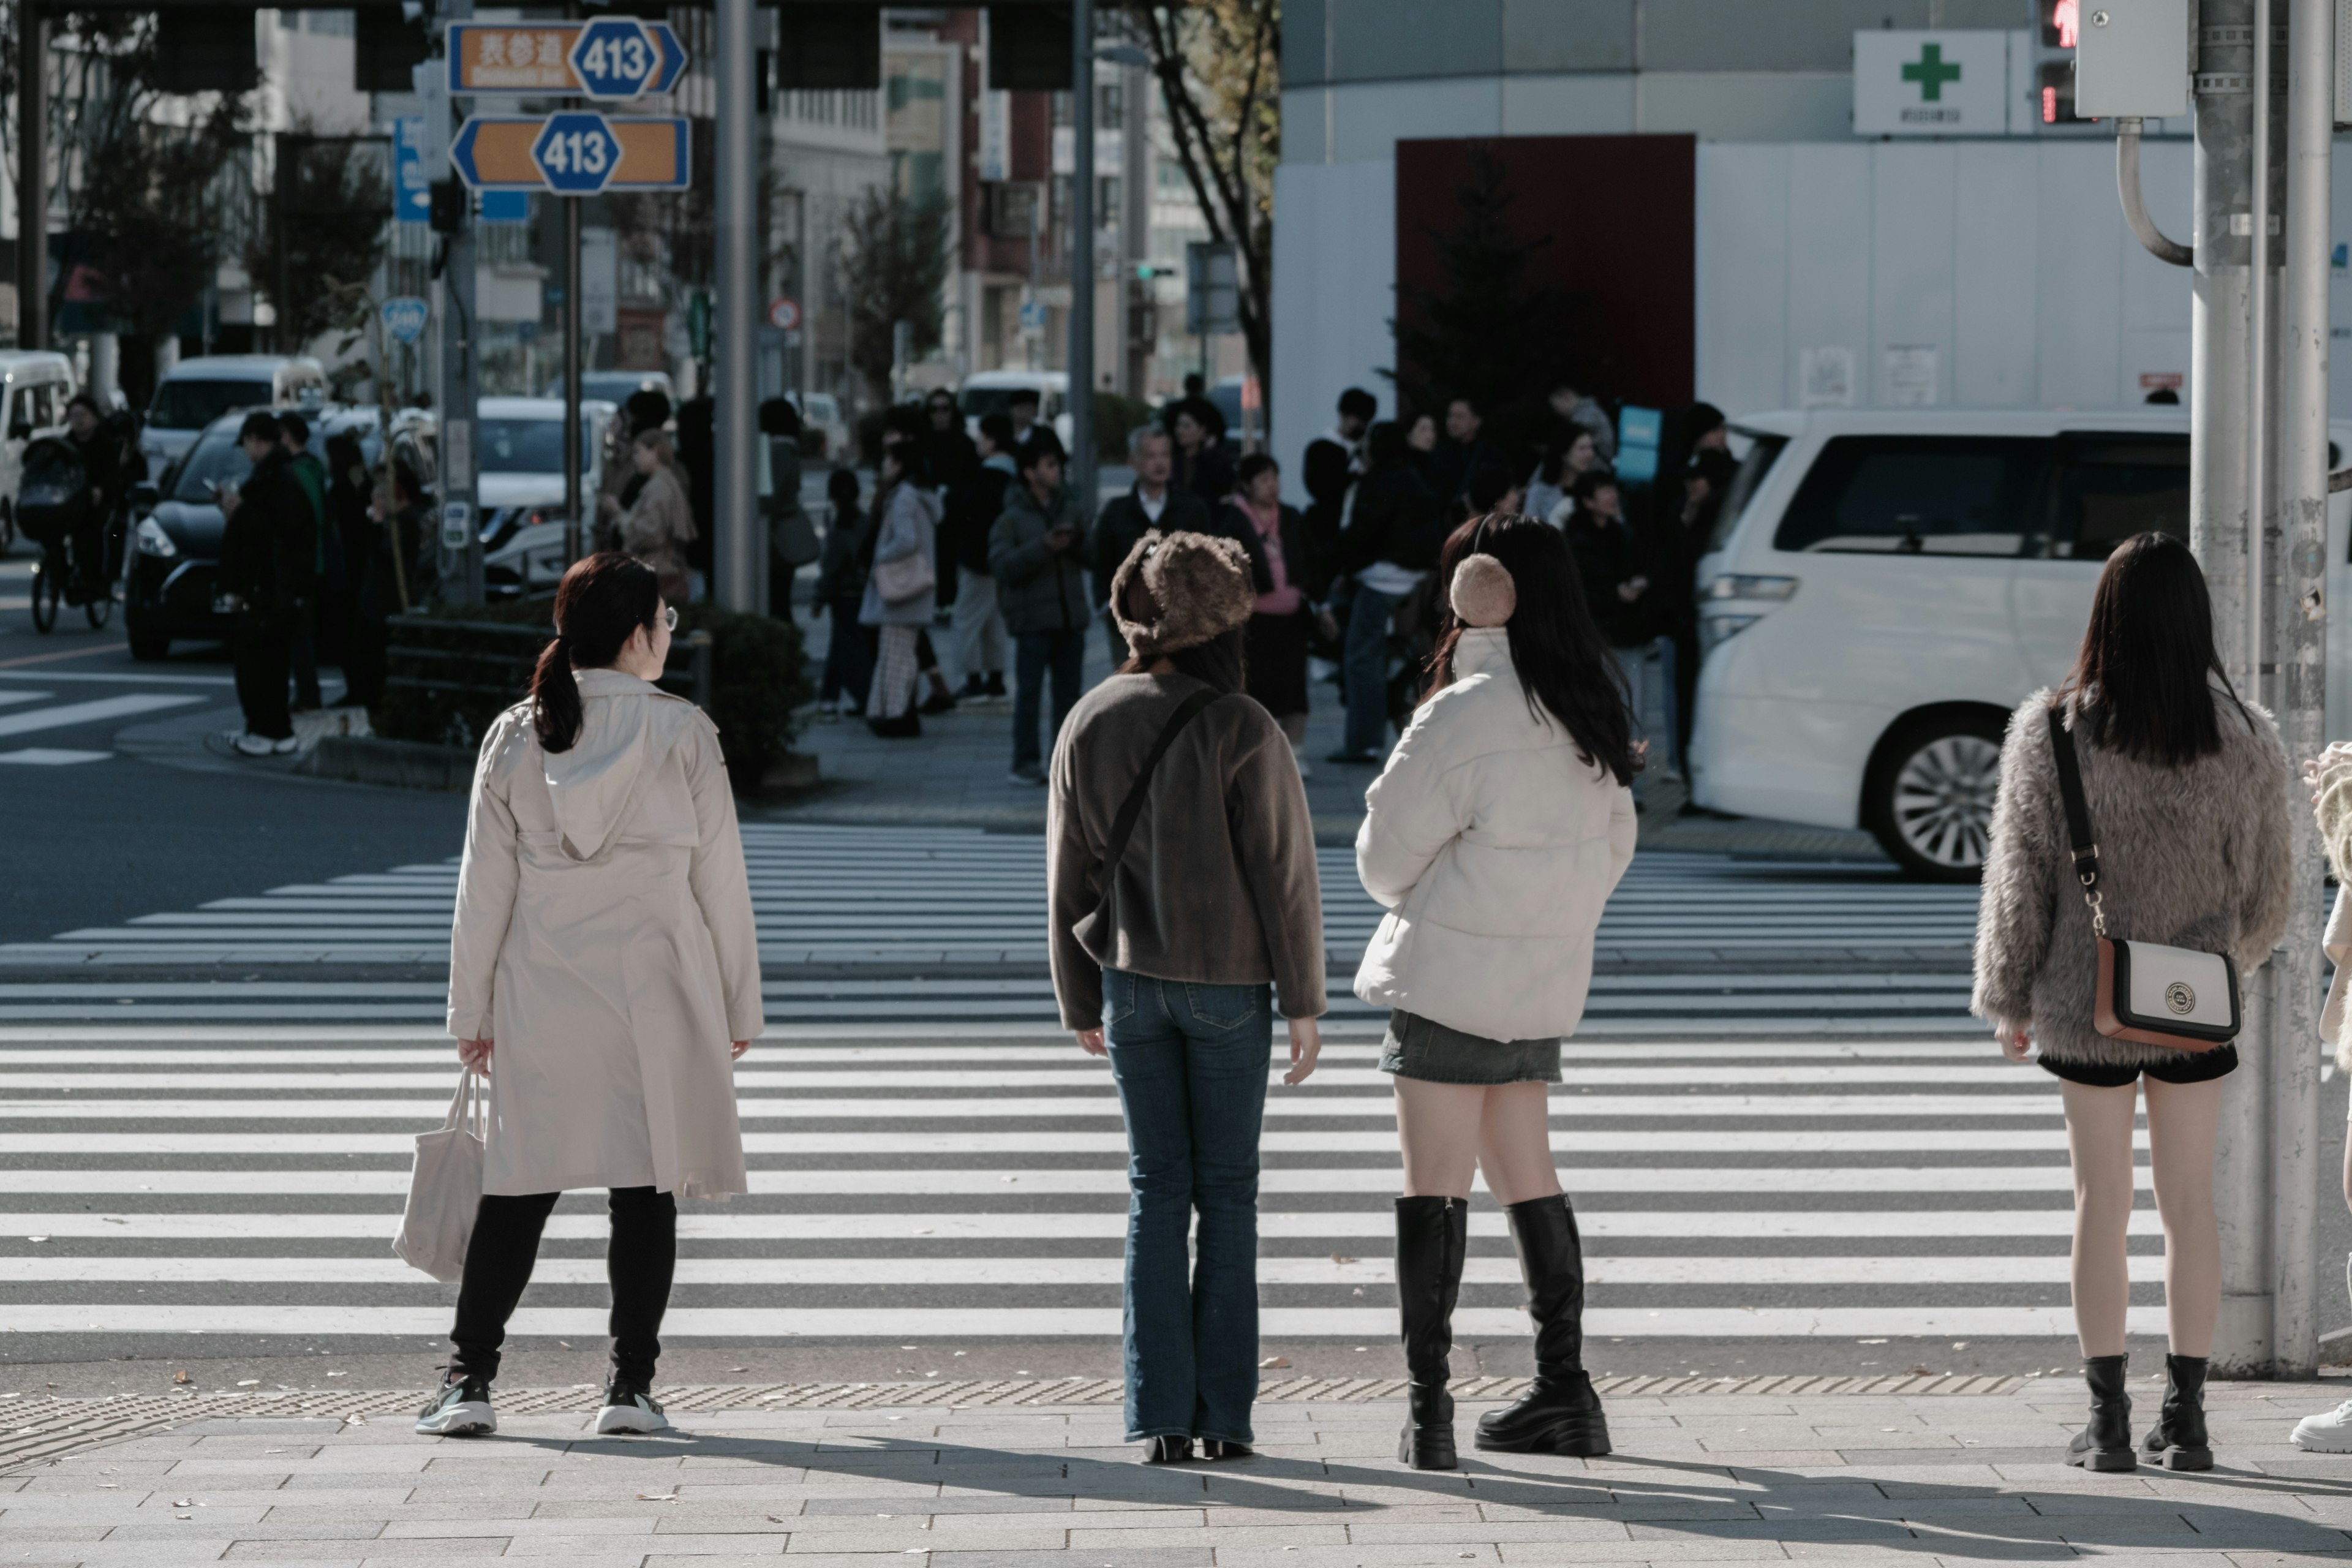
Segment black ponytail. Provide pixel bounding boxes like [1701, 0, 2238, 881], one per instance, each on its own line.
[532, 553, 662, 753]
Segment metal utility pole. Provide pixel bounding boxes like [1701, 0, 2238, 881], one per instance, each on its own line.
[15, 6, 44, 352]
[434, 0, 483, 606]
[2103, 0, 2329, 1377]
[562, 3, 585, 568]
[1066, 0, 1095, 514]
[2269, 0, 2332, 1379]
[713, 0, 760, 614]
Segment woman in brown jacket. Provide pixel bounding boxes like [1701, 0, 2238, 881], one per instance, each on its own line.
[617, 429, 696, 604]
[1975, 532, 2291, 1474]
[1047, 529, 1326, 1464]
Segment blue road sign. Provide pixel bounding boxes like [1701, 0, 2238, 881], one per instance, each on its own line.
[645, 22, 687, 95]
[393, 118, 430, 222]
[570, 17, 660, 99]
[479, 190, 530, 224]
[380, 297, 429, 345]
[530, 112, 624, 195]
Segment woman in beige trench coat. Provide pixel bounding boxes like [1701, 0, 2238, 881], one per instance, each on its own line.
[417, 553, 761, 1440]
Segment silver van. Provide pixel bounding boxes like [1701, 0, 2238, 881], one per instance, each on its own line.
[141, 355, 328, 473]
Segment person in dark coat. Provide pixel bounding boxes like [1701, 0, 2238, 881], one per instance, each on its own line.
[989, 431, 1092, 786]
[1329, 422, 1443, 764]
[1090, 423, 1213, 665]
[1561, 470, 1675, 796]
[216, 411, 317, 756]
[277, 412, 333, 709]
[1302, 387, 1375, 586]
[945, 413, 1019, 701]
[673, 397, 715, 592]
[1430, 394, 1502, 510]
[322, 429, 369, 685]
[1171, 401, 1236, 510]
[1223, 453, 1321, 776]
[810, 467, 877, 718]
[62, 393, 136, 603]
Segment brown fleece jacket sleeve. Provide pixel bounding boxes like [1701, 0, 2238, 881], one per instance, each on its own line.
[1229, 718, 1327, 1019]
[2233, 709, 2294, 974]
[1972, 699, 2060, 1028]
[1046, 738, 1106, 1031]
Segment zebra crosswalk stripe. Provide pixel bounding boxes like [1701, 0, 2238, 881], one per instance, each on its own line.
[0, 1025, 2156, 1346]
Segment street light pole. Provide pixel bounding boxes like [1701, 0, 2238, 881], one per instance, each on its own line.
[2271, 0, 2335, 1380]
[16, 6, 44, 353]
[713, 0, 760, 614]
[1066, 0, 1094, 514]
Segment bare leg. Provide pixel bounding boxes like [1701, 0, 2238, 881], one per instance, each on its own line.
[2143, 1075, 2223, 1359]
[2062, 1077, 2141, 1359]
[1393, 1079, 1483, 1199]
[1476, 1081, 1563, 1207]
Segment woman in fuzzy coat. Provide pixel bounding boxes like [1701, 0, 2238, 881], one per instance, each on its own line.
[1353, 513, 1637, 1471]
[1974, 531, 2291, 1475]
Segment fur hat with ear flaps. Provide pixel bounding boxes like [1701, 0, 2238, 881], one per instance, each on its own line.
[1110, 529, 1258, 659]
[1450, 552, 1517, 628]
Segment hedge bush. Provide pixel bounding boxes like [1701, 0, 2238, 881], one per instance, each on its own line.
[373, 597, 811, 790]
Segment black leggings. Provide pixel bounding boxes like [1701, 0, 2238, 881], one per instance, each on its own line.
[450, 1186, 676, 1385]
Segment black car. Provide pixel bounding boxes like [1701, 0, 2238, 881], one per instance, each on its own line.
[123, 407, 385, 660]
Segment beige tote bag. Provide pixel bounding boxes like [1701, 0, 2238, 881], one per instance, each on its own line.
[394, 1071, 486, 1282]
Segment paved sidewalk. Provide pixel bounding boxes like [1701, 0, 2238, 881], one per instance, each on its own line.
[16, 1377, 2352, 1565]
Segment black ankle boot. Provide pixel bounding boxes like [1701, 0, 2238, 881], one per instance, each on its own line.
[1393, 1195, 1466, 1471]
[2141, 1353, 2212, 1471]
[2067, 1354, 2136, 1471]
[1475, 1193, 1611, 1456]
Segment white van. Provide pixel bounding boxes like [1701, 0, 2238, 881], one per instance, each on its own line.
[0, 352, 76, 550]
[141, 355, 328, 472]
[957, 370, 1073, 451]
[1689, 407, 2352, 880]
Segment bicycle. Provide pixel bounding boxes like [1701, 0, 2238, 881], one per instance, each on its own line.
[29, 526, 114, 633]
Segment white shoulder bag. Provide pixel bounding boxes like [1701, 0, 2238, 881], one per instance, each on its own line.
[393, 1071, 486, 1281]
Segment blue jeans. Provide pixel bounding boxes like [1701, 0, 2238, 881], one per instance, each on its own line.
[1014, 628, 1087, 769]
[1342, 582, 1402, 756]
[1101, 968, 1273, 1444]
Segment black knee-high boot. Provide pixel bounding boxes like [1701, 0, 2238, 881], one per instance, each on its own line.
[1475, 1193, 1611, 1455]
[2067, 1353, 2136, 1471]
[2141, 1352, 2212, 1471]
[1394, 1195, 1467, 1471]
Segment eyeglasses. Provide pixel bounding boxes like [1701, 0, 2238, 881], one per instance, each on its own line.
[663, 606, 679, 632]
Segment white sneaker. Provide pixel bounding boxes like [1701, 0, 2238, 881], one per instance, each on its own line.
[2294, 1399, 2352, 1451]
[232, 732, 276, 758]
[595, 1382, 669, 1434]
[415, 1373, 496, 1436]
[271, 736, 300, 755]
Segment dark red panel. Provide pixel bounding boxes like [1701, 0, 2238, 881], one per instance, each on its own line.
[1393, 134, 1694, 413]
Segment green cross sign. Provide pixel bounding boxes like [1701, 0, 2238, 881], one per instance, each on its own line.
[1902, 43, 1962, 101]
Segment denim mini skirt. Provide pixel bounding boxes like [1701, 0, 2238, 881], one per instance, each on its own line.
[1377, 1008, 1562, 1085]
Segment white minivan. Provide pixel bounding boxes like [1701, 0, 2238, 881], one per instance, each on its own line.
[141, 355, 327, 472]
[1689, 407, 2352, 880]
[0, 352, 76, 551]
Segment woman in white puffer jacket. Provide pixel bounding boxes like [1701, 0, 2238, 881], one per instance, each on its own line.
[1354, 512, 1637, 1472]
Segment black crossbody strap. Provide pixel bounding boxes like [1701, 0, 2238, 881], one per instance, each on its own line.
[1093, 687, 1220, 919]
[2045, 706, 2101, 895]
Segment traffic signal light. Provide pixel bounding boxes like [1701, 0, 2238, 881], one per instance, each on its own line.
[429, 179, 466, 236]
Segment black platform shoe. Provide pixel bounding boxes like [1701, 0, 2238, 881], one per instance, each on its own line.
[1394, 1195, 1467, 1471]
[2141, 1353, 2212, 1471]
[1475, 1193, 1612, 1457]
[1140, 1435, 1194, 1463]
[2067, 1354, 2137, 1471]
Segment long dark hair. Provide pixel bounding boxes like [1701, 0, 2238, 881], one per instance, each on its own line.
[530, 554, 663, 753]
[1423, 512, 1634, 786]
[2057, 530, 2244, 764]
